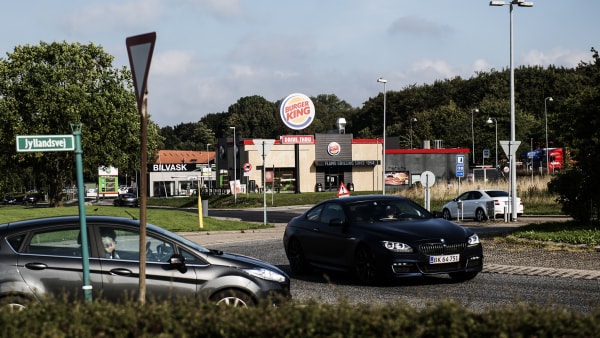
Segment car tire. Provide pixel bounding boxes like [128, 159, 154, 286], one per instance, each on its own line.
[442, 209, 452, 220]
[287, 238, 309, 275]
[212, 289, 254, 307]
[449, 271, 478, 282]
[354, 245, 378, 285]
[474, 208, 486, 222]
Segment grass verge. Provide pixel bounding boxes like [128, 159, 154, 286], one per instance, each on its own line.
[0, 205, 269, 233]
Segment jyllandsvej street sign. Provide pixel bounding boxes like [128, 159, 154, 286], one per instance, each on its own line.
[16, 135, 75, 152]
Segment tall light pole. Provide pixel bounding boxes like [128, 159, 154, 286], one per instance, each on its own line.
[410, 117, 417, 149]
[206, 143, 211, 193]
[486, 117, 498, 169]
[229, 127, 237, 205]
[490, 0, 533, 221]
[377, 77, 387, 195]
[544, 96, 553, 174]
[471, 108, 479, 165]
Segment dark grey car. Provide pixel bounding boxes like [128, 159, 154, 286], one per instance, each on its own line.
[0, 216, 290, 309]
[113, 193, 138, 207]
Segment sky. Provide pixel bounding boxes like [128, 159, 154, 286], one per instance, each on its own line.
[1, 0, 597, 128]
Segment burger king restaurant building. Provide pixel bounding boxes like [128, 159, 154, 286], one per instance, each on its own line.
[222, 133, 381, 194]
[147, 135, 469, 197]
[219, 134, 470, 195]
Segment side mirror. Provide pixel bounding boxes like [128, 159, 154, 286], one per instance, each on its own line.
[329, 218, 346, 227]
[432, 211, 444, 218]
[169, 254, 187, 273]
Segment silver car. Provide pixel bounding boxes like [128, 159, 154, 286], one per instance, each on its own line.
[0, 216, 290, 309]
[441, 189, 524, 222]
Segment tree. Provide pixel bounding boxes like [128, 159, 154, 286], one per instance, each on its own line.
[548, 48, 600, 223]
[0, 41, 160, 205]
[226, 96, 279, 138]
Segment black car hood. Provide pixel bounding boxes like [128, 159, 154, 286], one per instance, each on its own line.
[205, 250, 288, 276]
[357, 218, 473, 242]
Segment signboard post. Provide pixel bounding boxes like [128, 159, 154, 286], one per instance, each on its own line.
[456, 155, 465, 194]
[126, 32, 156, 304]
[17, 130, 91, 302]
[253, 139, 275, 225]
[499, 140, 521, 221]
[337, 182, 350, 198]
[279, 93, 315, 194]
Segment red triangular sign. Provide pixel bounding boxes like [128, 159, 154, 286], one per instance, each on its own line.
[337, 182, 350, 198]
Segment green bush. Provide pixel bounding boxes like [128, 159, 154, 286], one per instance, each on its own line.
[1, 298, 598, 337]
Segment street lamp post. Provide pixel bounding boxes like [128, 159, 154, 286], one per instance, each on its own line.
[471, 108, 479, 165]
[486, 117, 498, 169]
[229, 127, 237, 204]
[377, 77, 387, 195]
[410, 117, 417, 149]
[544, 96, 553, 174]
[490, 0, 533, 221]
[206, 143, 211, 193]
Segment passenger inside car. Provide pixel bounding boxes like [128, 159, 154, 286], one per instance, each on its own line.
[101, 229, 120, 259]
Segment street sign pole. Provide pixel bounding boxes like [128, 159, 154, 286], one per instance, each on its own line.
[72, 124, 92, 302]
[262, 141, 267, 225]
[127, 31, 156, 304]
[17, 131, 90, 301]
[500, 140, 521, 221]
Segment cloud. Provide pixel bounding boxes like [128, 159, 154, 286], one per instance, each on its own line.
[522, 48, 592, 68]
[65, 0, 164, 34]
[387, 16, 452, 37]
[409, 59, 454, 79]
[176, 0, 243, 20]
[152, 50, 197, 76]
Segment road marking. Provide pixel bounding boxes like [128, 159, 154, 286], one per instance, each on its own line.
[485, 264, 600, 280]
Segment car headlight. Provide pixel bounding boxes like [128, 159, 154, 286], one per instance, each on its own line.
[243, 268, 287, 283]
[382, 241, 413, 253]
[468, 233, 480, 246]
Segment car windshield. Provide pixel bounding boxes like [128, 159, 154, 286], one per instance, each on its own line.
[485, 190, 509, 197]
[148, 223, 210, 254]
[348, 199, 432, 223]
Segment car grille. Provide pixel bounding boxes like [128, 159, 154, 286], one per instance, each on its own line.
[419, 242, 466, 255]
[419, 262, 463, 273]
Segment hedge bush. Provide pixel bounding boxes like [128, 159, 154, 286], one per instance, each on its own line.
[1, 297, 598, 337]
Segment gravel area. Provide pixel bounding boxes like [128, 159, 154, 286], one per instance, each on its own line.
[482, 238, 600, 271]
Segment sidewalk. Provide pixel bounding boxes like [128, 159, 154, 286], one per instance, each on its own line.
[179, 218, 530, 246]
[179, 223, 287, 246]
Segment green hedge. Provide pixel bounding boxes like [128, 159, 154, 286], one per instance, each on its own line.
[1, 298, 598, 337]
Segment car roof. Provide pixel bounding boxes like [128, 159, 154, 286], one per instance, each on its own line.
[317, 194, 412, 205]
[0, 215, 149, 233]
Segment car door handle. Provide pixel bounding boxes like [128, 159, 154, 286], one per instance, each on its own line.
[109, 268, 133, 276]
[25, 262, 48, 270]
[312, 228, 320, 232]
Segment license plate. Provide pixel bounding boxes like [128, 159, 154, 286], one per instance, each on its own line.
[429, 254, 460, 264]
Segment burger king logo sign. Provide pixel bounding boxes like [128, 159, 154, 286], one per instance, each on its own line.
[280, 93, 315, 130]
[327, 142, 341, 156]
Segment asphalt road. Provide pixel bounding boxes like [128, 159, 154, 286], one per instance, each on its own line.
[194, 208, 600, 313]
[209, 238, 600, 314]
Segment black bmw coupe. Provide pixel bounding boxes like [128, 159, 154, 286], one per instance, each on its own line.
[283, 195, 483, 284]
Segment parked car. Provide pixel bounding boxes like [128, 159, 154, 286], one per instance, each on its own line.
[3, 195, 16, 205]
[23, 194, 38, 205]
[0, 216, 290, 310]
[283, 195, 483, 285]
[441, 189, 524, 222]
[113, 193, 139, 207]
